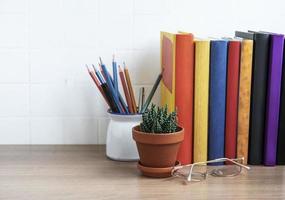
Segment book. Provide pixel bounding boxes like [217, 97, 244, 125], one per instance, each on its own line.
[161, 32, 176, 112]
[160, 32, 194, 164]
[236, 39, 253, 164]
[235, 31, 270, 165]
[193, 39, 210, 163]
[225, 40, 241, 160]
[208, 40, 228, 161]
[277, 42, 285, 165]
[264, 34, 284, 166]
[175, 33, 194, 165]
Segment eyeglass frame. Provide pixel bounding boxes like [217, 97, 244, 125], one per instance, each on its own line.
[171, 157, 251, 182]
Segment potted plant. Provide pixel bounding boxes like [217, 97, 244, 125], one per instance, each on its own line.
[132, 104, 184, 178]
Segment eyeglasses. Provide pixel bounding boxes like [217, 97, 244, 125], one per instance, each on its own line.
[171, 157, 250, 182]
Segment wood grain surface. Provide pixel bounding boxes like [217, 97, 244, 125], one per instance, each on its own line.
[0, 145, 284, 200]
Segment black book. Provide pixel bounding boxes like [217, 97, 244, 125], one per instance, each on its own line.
[277, 45, 285, 165]
[235, 31, 270, 165]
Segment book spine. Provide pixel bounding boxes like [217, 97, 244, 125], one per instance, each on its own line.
[175, 34, 194, 164]
[208, 40, 228, 161]
[193, 40, 210, 163]
[225, 41, 241, 160]
[248, 33, 270, 165]
[277, 41, 285, 165]
[237, 40, 253, 164]
[264, 34, 284, 166]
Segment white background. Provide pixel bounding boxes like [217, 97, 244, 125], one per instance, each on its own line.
[0, 0, 284, 144]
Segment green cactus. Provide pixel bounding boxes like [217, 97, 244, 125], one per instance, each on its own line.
[140, 104, 178, 133]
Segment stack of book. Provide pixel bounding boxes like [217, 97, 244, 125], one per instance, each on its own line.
[161, 31, 285, 166]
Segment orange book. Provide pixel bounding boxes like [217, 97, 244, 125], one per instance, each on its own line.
[237, 39, 253, 164]
[175, 33, 194, 164]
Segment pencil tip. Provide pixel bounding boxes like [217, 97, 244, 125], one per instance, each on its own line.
[85, 64, 90, 71]
[99, 57, 103, 65]
[92, 64, 97, 72]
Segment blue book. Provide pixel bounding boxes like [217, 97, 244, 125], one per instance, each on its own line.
[208, 40, 228, 161]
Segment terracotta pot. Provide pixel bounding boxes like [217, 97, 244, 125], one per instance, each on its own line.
[132, 125, 184, 168]
[137, 161, 181, 178]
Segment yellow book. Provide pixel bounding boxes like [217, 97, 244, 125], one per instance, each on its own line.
[237, 40, 253, 164]
[160, 32, 176, 112]
[193, 40, 210, 163]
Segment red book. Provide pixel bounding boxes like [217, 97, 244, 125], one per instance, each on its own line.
[225, 40, 241, 160]
[175, 34, 194, 164]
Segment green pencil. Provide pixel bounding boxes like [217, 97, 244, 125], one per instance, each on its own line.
[141, 73, 162, 113]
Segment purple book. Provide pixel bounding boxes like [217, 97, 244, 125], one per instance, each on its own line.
[264, 34, 284, 166]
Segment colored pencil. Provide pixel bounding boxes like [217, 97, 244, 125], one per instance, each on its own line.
[92, 64, 105, 84]
[124, 64, 137, 113]
[86, 65, 110, 107]
[141, 73, 162, 113]
[138, 87, 143, 113]
[101, 63, 123, 113]
[141, 87, 145, 113]
[119, 65, 134, 113]
[101, 83, 119, 113]
[104, 65, 129, 113]
[112, 55, 119, 97]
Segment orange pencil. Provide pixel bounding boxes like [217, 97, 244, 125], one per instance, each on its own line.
[86, 65, 110, 107]
[124, 64, 137, 113]
[119, 66, 134, 113]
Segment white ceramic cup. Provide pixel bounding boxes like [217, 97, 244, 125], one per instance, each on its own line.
[106, 111, 142, 161]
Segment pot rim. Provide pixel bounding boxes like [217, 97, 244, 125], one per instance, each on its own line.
[132, 125, 184, 145]
[132, 125, 184, 135]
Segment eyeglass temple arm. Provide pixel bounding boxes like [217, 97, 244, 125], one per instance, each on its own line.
[214, 157, 251, 170]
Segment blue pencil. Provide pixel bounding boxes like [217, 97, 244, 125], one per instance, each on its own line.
[106, 68, 129, 114]
[112, 55, 119, 97]
[101, 64, 124, 113]
[92, 64, 105, 84]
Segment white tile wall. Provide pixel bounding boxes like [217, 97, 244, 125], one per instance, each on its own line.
[0, 118, 30, 144]
[0, 84, 29, 117]
[0, 0, 284, 144]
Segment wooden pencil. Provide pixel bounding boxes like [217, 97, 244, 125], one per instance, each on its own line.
[119, 66, 134, 113]
[124, 65, 137, 113]
[141, 73, 162, 113]
[101, 64, 123, 113]
[86, 65, 110, 107]
[103, 65, 129, 114]
[141, 87, 145, 113]
[138, 87, 142, 113]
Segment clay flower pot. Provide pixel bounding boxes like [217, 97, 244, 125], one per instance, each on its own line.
[132, 125, 184, 177]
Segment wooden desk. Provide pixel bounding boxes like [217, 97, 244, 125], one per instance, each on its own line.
[0, 145, 284, 200]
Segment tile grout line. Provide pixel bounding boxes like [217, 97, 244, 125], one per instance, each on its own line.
[27, 0, 32, 145]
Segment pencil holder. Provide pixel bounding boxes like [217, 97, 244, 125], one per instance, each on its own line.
[106, 111, 141, 161]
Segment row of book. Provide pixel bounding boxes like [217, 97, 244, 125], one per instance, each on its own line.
[160, 31, 285, 166]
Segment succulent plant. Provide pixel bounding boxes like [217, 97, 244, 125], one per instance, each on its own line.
[140, 104, 178, 133]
